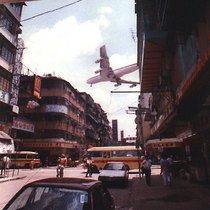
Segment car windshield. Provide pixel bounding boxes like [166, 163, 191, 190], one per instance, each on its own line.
[5, 186, 89, 210]
[103, 163, 124, 170]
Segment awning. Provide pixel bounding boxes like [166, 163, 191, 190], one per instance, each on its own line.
[140, 31, 167, 93]
[0, 131, 13, 140]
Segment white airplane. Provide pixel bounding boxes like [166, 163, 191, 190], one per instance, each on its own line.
[87, 45, 139, 88]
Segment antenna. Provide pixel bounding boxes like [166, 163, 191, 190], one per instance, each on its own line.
[130, 28, 136, 43]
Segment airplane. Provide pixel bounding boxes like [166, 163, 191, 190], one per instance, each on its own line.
[87, 45, 140, 88]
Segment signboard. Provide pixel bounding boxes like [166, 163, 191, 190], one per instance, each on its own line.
[0, 90, 9, 104]
[12, 117, 35, 133]
[112, 120, 118, 142]
[46, 105, 68, 114]
[33, 75, 41, 99]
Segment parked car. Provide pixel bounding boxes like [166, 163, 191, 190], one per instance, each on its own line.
[98, 162, 129, 187]
[3, 178, 115, 210]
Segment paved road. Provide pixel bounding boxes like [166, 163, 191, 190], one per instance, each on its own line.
[1, 165, 209, 210]
[0, 166, 141, 209]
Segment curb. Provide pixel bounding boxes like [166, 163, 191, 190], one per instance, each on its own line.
[0, 176, 26, 183]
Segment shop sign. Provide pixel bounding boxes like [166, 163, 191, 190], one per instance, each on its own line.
[33, 75, 41, 99]
[46, 105, 68, 114]
[0, 90, 9, 104]
[12, 117, 35, 132]
[112, 120, 118, 142]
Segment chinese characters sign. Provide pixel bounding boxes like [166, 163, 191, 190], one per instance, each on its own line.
[33, 75, 41, 99]
[12, 117, 35, 133]
[112, 120, 118, 142]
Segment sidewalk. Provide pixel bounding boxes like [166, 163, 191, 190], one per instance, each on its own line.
[0, 170, 26, 183]
[130, 173, 210, 210]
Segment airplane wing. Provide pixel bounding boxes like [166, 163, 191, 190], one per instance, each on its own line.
[87, 45, 139, 87]
[114, 63, 138, 77]
[112, 78, 140, 87]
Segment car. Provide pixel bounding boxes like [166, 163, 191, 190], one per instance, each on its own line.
[3, 178, 115, 210]
[98, 162, 129, 187]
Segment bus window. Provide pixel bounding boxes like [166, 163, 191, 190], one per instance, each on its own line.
[10, 154, 16, 159]
[126, 150, 138, 157]
[27, 155, 33, 159]
[103, 152, 110, 158]
[91, 151, 102, 158]
[112, 151, 125, 157]
[17, 154, 27, 159]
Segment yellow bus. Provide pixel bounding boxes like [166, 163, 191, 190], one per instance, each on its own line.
[0, 151, 41, 168]
[86, 146, 142, 172]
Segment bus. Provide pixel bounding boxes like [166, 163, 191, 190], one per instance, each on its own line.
[86, 146, 142, 172]
[0, 151, 41, 168]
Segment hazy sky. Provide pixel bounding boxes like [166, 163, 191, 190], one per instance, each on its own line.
[20, 0, 139, 138]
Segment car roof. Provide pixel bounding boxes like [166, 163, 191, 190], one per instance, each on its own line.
[25, 178, 101, 191]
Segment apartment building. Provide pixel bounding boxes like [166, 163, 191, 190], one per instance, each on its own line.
[0, 3, 24, 136]
[17, 75, 86, 164]
[136, 0, 210, 183]
[80, 92, 111, 148]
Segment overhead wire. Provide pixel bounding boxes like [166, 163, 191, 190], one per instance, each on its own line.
[108, 100, 138, 116]
[21, 0, 83, 22]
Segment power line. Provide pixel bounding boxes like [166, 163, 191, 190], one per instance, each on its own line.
[21, 0, 83, 22]
[108, 100, 138, 115]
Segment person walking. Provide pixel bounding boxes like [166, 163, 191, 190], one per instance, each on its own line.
[1, 155, 10, 176]
[160, 153, 171, 186]
[86, 156, 93, 177]
[143, 156, 152, 186]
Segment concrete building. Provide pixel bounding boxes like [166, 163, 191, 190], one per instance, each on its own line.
[135, 93, 152, 149]
[135, 0, 210, 183]
[0, 3, 24, 136]
[17, 75, 86, 165]
[80, 92, 111, 148]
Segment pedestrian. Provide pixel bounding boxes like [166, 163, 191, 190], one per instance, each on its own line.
[167, 155, 173, 177]
[140, 156, 145, 177]
[1, 155, 10, 175]
[86, 156, 93, 177]
[160, 153, 171, 186]
[143, 156, 152, 186]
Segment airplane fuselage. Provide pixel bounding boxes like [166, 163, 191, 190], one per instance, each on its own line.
[87, 63, 138, 85]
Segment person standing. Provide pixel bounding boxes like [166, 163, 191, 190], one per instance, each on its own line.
[86, 156, 93, 177]
[160, 154, 171, 186]
[143, 156, 152, 186]
[140, 156, 145, 177]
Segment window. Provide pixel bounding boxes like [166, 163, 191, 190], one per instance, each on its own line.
[90, 151, 102, 158]
[11, 3, 22, 16]
[0, 77, 10, 92]
[112, 150, 126, 157]
[1, 45, 15, 64]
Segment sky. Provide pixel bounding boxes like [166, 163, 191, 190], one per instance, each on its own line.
[19, 0, 140, 139]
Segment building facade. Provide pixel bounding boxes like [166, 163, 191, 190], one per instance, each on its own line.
[81, 92, 111, 149]
[136, 0, 210, 183]
[17, 75, 86, 164]
[0, 3, 24, 136]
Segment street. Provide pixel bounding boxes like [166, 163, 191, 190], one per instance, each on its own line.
[1, 165, 210, 210]
[0, 165, 142, 209]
